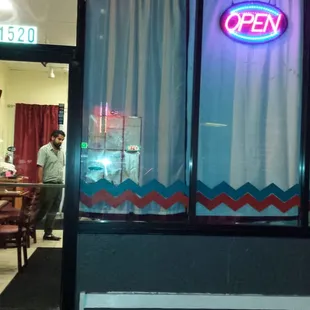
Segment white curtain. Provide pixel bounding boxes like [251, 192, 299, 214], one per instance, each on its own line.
[196, 0, 303, 216]
[81, 0, 187, 215]
[81, 0, 303, 217]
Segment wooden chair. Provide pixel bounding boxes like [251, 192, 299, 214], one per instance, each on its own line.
[0, 189, 39, 247]
[0, 199, 10, 210]
[0, 196, 30, 272]
[27, 189, 40, 245]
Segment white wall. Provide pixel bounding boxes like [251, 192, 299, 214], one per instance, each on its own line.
[0, 63, 9, 158]
[0, 64, 69, 212]
[5, 68, 69, 149]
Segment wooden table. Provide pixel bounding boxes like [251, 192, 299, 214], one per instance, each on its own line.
[0, 177, 24, 209]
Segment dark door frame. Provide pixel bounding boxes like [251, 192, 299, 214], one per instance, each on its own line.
[0, 1, 85, 309]
[0, 44, 81, 310]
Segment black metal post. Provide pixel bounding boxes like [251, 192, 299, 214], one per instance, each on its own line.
[184, 0, 189, 183]
[60, 0, 85, 309]
[299, 0, 310, 229]
[188, 0, 204, 222]
[0, 43, 75, 63]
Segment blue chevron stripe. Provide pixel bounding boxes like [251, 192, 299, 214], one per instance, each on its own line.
[197, 181, 300, 201]
[80, 179, 300, 201]
[80, 179, 189, 197]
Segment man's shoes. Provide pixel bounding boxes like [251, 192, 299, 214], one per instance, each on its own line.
[43, 234, 61, 241]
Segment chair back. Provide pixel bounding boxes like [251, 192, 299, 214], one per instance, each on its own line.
[20, 188, 40, 227]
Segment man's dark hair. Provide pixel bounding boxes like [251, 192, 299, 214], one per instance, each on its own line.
[51, 130, 65, 138]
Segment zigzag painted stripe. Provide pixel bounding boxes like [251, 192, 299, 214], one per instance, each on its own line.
[81, 179, 300, 201]
[81, 179, 189, 197]
[80, 190, 189, 209]
[197, 193, 300, 213]
[80, 190, 299, 213]
[197, 181, 300, 201]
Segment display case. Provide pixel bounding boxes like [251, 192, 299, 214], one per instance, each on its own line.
[84, 106, 142, 185]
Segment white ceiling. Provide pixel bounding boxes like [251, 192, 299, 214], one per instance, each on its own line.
[0, 0, 77, 72]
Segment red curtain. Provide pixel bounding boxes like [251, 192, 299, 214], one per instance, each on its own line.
[14, 104, 59, 183]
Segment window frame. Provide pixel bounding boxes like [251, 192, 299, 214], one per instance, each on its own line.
[77, 0, 310, 237]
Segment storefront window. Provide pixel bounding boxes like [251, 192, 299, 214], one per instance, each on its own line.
[196, 0, 303, 226]
[80, 0, 188, 221]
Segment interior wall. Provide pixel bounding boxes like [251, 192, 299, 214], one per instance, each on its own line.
[0, 66, 69, 211]
[0, 65, 68, 212]
[5, 68, 69, 150]
[0, 63, 8, 157]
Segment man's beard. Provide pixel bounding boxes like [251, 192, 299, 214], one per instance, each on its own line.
[53, 142, 61, 149]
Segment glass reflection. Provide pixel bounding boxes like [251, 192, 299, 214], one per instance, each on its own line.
[83, 105, 141, 185]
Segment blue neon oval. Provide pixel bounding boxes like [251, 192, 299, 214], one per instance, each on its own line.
[220, 1, 288, 44]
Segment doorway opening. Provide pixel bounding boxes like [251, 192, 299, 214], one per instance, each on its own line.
[0, 59, 69, 310]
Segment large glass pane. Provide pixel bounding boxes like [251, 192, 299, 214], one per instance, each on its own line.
[0, 0, 77, 45]
[196, 0, 303, 226]
[80, 0, 188, 222]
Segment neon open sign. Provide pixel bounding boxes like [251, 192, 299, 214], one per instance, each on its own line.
[220, 2, 288, 44]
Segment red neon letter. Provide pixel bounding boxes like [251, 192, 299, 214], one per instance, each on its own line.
[238, 13, 254, 32]
[225, 13, 240, 32]
[251, 13, 268, 32]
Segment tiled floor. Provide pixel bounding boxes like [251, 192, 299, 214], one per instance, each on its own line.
[0, 230, 63, 294]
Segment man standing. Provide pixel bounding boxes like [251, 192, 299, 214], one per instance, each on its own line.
[36, 130, 65, 241]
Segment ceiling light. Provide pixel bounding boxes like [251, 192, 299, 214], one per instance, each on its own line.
[202, 122, 227, 127]
[0, 0, 13, 11]
[48, 68, 55, 79]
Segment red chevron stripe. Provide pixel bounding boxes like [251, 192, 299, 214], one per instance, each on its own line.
[80, 191, 299, 213]
[80, 190, 189, 209]
[197, 193, 299, 213]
